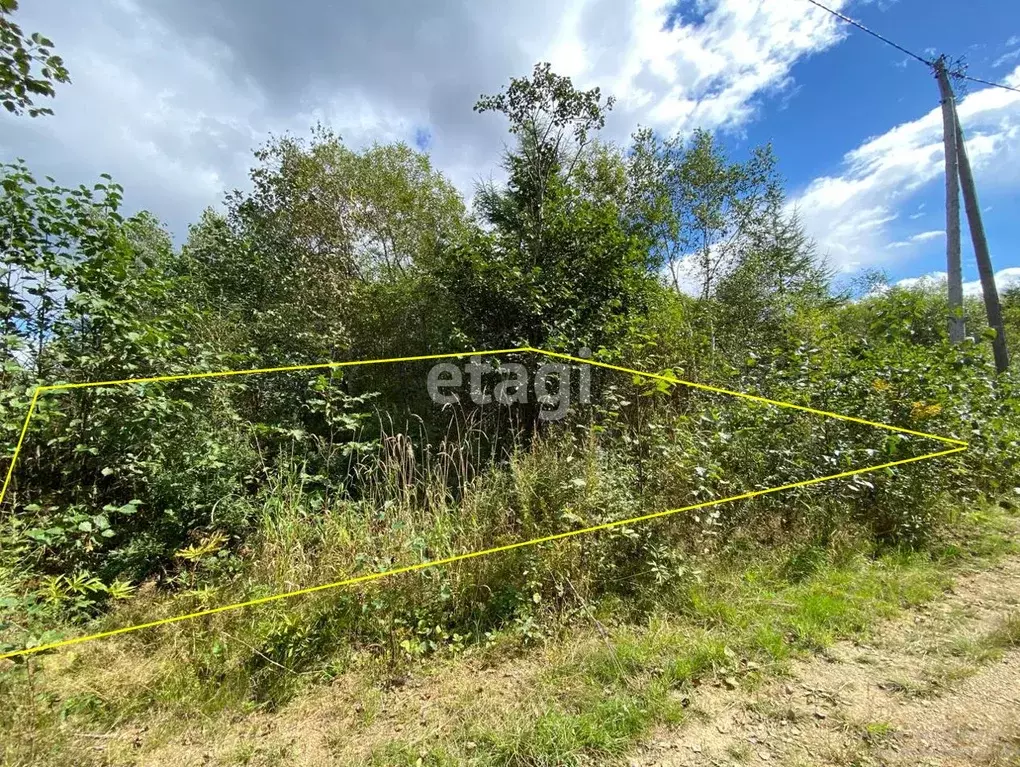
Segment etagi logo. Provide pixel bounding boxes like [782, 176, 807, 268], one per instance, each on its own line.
[426, 351, 592, 421]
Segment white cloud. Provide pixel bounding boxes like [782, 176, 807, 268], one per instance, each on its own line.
[2, 0, 850, 238]
[894, 271, 946, 290]
[896, 268, 1020, 296]
[886, 229, 944, 249]
[792, 65, 1020, 271]
[963, 268, 1020, 296]
[994, 50, 1020, 69]
[579, 0, 848, 136]
[0, 1, 269, 235]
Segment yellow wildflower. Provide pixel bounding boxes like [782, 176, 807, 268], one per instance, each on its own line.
[910, 402, 942, 421]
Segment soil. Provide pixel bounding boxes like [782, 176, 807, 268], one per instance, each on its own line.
[627, 554, 1020, 767]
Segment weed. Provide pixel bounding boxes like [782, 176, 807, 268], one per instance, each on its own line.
[860, 720, 895, 745]
[986, 613, 1020, 649]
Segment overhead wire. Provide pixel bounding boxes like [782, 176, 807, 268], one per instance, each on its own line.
[801, 0, 1020, 95]
[951, 73, 1020, 96]
[802, 0, 932, 66]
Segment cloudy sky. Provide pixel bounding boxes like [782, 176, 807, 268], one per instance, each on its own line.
[2, 0, 1018, 291]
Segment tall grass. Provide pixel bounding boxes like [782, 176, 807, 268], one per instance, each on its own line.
[2, 374, 1007, 726]
[1, 388, 1017, 766]
[46, 396, 957, 702]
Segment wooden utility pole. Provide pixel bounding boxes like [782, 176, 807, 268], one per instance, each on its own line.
[952, 107, 1010, 373]
[934, 56, 965, 345]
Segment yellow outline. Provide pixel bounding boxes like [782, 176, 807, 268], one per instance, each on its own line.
[0, 347, 966, 660]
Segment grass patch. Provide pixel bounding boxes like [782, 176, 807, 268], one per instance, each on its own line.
[1, 503, 1016, 766]
[858, 719, 896, 746]
[986, 613, 1020, 650]
[938, 612, 1020, 670]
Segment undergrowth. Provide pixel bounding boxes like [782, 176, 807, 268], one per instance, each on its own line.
[1, 495, 1015, 767]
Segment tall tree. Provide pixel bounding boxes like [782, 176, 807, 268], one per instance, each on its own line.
[183, 127, 467, 369]
[715, 201, 833, 351]
[473, 62, 616, 267]
[442, 63, 657, 353]
[631, 129, 781, 299]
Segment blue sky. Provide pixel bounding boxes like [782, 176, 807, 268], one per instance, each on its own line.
[726, 0, 1020, 290]
[1, 0, 1018, 293]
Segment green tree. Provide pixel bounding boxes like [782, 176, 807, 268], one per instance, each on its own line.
[653, 130, 781, 300]
[178, 130, 469, 444]
[474, 62, 616, 257]
[622, 128, 784, 376]
[441, 64, 657, 354]
[714, 199, 834, 353]
[0, 0, 69, 117]
[0, 161, 249, 583]
[186, 128, 467, 369]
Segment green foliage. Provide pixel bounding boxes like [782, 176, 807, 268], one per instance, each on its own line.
[714, 209, 835, 350]
[0, 0, 69, 117]
[1, 62, 1018, 742]
[185, 126, 467, 365]
[0, 161, 261, 585]
[443, 66, 657, 354]
[440, 172, 659, 351]
[631, 127, 781, 299]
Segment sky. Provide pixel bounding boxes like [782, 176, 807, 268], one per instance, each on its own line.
[2, 0, 1018, 293]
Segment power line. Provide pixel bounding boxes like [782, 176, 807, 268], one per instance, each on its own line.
[951, 72, 1020, 96]
[802, 0, 932, 67]
[802, 0, 1020, 95]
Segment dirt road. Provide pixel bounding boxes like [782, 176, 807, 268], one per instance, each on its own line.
[627, 554, 1020, 767]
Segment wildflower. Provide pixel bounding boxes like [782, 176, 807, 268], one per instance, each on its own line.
[910, 402, 942, 421]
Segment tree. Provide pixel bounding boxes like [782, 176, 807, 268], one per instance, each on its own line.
[715, 203, 833, 352]
[0, 161, 250, 582]
[626, 128, 784, 370]
[175, 130, 471, 428]
[474, 62, 616, 262]
[185, 128, 467, 365]
[440, 65, 657, 355]
[663, 131, 780, 300]
[0, 0, 69, 117]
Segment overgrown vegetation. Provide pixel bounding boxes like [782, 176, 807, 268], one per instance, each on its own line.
[1, 8, 1019, 765]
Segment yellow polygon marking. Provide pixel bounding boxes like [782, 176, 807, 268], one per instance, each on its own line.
[532, 349, 968, 447]
[0, 347, 967, 660]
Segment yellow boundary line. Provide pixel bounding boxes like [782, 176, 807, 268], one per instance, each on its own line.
[0, 347, 967, 660]
[532, 349, 967, 447]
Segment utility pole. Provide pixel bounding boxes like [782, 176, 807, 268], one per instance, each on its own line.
[952, 107, 1010, 373]
[934, 56, 965, 345]
[798, 1, 1011, 368]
